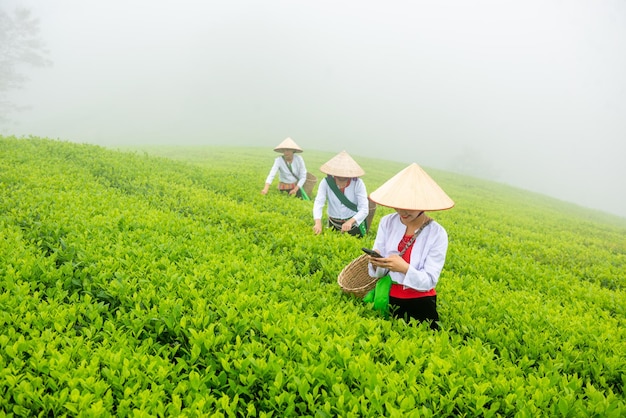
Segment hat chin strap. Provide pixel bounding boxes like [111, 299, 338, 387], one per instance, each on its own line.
[407, 211, 425, 233]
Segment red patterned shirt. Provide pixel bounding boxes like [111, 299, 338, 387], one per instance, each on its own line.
[389, 234, 437, 299]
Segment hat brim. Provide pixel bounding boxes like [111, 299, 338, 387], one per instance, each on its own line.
[274, 148, 303, 153]
[319, 151, 365, 177]
[273, 137, 303, 153]
[368, 163, 454, 211]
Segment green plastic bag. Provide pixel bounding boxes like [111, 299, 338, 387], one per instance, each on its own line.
[363, 275, 392, 319]
[358, 221, 367, 237]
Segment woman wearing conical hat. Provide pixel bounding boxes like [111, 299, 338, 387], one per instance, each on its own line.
[261, 137, 308, 199]
[313, 151, 369, 237]
[365, 163, 454, 330]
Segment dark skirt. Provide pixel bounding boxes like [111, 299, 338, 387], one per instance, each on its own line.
[328, 217, 363, 237]
[389, 295, 439, 330]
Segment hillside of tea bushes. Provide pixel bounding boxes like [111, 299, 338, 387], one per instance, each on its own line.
[1, 136, 625, 417]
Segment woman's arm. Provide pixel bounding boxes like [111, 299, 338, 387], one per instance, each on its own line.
[313, 179, 328, 220]
[396, 226, 448, 291]
[368, 215, 393, 278]
[264, 158, 280, 185]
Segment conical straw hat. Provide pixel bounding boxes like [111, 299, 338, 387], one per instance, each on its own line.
[274, 137, 303, 153]
[369, 163, 454, 211]
[320, 150, 365, 178]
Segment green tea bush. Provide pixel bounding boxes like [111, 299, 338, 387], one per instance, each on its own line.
[1, 136, 625, 417]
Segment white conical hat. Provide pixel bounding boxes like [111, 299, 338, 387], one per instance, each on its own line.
[319, 150, 365, 178]
[369, 163, 454, 211]
[273, 137, 303, 153]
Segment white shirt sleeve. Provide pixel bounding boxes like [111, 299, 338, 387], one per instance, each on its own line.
[313, 178, 329, 220]
[352, 178, 369, 225]
[399, 225, 448, 290]
[264, 157, 281, 185]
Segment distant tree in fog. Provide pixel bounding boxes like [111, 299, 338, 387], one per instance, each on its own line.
[0, 8, 51, 125]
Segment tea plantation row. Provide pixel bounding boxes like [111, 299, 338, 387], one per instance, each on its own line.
[1, 136, 624, 416]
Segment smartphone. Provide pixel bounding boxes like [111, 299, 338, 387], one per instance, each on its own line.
[362, 247, 382, 258]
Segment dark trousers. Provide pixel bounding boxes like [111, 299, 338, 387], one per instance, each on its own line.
[389, 295, 439, 330]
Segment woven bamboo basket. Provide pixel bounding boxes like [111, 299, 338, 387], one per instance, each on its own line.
[337, 254, 378, 298]
[303, 173, 317, 198]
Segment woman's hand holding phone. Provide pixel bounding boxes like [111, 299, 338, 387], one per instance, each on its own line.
[367, 250, 410, 274]
[362, 247, 382, 258]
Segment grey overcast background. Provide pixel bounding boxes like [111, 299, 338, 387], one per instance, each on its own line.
[4, 0, 626, 218]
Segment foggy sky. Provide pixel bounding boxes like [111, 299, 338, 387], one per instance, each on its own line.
[3, 0, 626, 218]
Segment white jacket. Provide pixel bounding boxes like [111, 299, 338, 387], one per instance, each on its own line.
[368, 213, 448, 291]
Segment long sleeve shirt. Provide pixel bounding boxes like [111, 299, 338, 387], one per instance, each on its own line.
[264, 155, 307, 188]
[313, 177, 369, 226]
[368, 213, 448, 291]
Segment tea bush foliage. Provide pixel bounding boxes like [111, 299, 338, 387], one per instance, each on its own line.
[1, 136, 625, 417]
